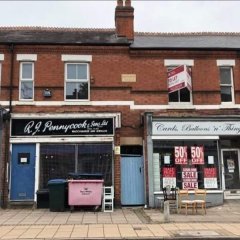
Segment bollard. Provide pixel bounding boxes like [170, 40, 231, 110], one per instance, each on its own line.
[164, 200, 170, 222]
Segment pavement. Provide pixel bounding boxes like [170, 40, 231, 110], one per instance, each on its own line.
[0, 200, 240, 239]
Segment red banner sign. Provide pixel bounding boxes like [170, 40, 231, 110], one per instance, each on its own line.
[204, 168, 217, 178]
[162, 167, 176, 177]
[191, 146, 204, 165]
[175, 146, 188, 164]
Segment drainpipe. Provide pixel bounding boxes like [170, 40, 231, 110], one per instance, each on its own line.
[9, 43, 14, 113]
[1, 44, 14, 208]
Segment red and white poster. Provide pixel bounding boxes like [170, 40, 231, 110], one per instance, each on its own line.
[175, 146, 188, 165]
[182, 168, 198, 189]
[167, 65, 192, 93]
[204, 168, 217, 189]
[162, 167, 176, 188]
[191, 146, 204, 165]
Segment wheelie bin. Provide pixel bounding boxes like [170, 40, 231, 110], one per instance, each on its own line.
[67, 173, 104, 211]
[48, 179, 67, 212]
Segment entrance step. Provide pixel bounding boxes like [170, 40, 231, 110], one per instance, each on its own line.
[8, 201, 35, 209]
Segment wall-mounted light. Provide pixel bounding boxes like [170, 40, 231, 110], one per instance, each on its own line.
[43, 89, 52, 97]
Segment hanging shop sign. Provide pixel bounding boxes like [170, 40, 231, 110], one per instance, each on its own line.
[191, 146, 204, 165]
[175, 146, 188, 165]
[204, 168, 217, 189]
[162, 167, 176, 188]
[152, 120, 240, 136]
[11, 118, 114, 136]
[167, 65, 192, 93]
[182, 167, 198, 189]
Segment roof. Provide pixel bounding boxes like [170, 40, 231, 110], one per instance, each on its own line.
[1, 27, 240, 50]
[132, 32, 240, 49]
[0, 27, 129, 45]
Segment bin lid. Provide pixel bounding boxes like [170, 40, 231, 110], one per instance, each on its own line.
[68, 179, 104, 183]
[68, 172, 103, 179]
[47, 179, 67, 185]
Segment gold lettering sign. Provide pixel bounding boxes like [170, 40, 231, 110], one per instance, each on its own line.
[121, 74, 136, 82]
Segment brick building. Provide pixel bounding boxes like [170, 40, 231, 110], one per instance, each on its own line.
[1, 0, 240, 208]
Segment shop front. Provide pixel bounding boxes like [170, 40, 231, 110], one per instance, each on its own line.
[146, 115, 240, 207]
[9, 114, 120, 203]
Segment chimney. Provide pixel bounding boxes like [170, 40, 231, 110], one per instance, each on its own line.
[115, 0, 134, 41]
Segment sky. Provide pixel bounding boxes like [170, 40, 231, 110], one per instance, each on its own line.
[0, 1, 240, 33]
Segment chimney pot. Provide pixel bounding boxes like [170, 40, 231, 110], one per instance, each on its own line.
[117, 0, 123, 6]
[125, 0, 131, 6]
[115, 0, 134, 40]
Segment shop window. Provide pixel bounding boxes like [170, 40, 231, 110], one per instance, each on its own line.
[65, 63, 89, 100]
[219, 66, 234, 103]
[167, 66, 192, 104]
[77, 144, 112, 185]
[39, 143, 113, 188]
[19, 62, 34, 100]
[153, 140, 220, 191]
[0, 63, 1, 92]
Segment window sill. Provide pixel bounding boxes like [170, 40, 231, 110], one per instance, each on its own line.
[168, 103, 195, 109]
[220, 103, 236, 109]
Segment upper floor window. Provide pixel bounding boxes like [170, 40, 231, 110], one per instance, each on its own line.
[65, 63, 89, 100]
[20, 62, 34, 100]
[219, 67, 234, 103]
[167, 65, 192, 104]
[164, 59, 194, 105]
[17, 54, 37, 101]
[0, 54, 4, 94]
[217, 60, 235, 104]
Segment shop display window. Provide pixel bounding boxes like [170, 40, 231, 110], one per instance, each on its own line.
[153, 140, 220, 191]
[40, 143, 113, 188]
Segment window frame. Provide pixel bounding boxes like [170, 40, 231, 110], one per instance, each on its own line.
[219, 66, 235, 104]
[64, 62, 90, 101]
[19, 61, 34, 101]
[167, 65, 193, 105]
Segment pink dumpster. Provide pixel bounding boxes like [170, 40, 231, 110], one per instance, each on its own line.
[68, 179, 104, 210]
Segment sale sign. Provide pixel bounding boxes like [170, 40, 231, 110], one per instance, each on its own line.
[163, 167, 176, 178]
[182, 168, 198, 189]
[175, 146, 188, 165]
[204, 168, 217, 188]
[162, 167, 176, 188]
[191, 146, 204, 165]
[168, 65, 192, 93]
[204, 168, 217, 178]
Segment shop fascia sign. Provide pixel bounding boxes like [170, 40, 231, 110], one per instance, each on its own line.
[167, 65, 192, 93]
[11, 118, 114, 136]
[152, 120, 240, 136]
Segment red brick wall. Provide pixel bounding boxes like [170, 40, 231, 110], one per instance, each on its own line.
[0, 43, 239, 205]
[0, 45, 239, 105]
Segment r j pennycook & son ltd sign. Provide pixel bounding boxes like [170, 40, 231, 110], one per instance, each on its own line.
[152, 120, 240, 136]
[11, 118, 114, 136]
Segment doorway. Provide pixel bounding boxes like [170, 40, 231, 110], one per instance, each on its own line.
[10, 144, 36, 201]
[222, 149, 240, 199]
[120, 156, 145, 205]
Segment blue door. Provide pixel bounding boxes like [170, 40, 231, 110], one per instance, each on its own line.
[10, 144, 36, 201]
[121, 156, 145, 205]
